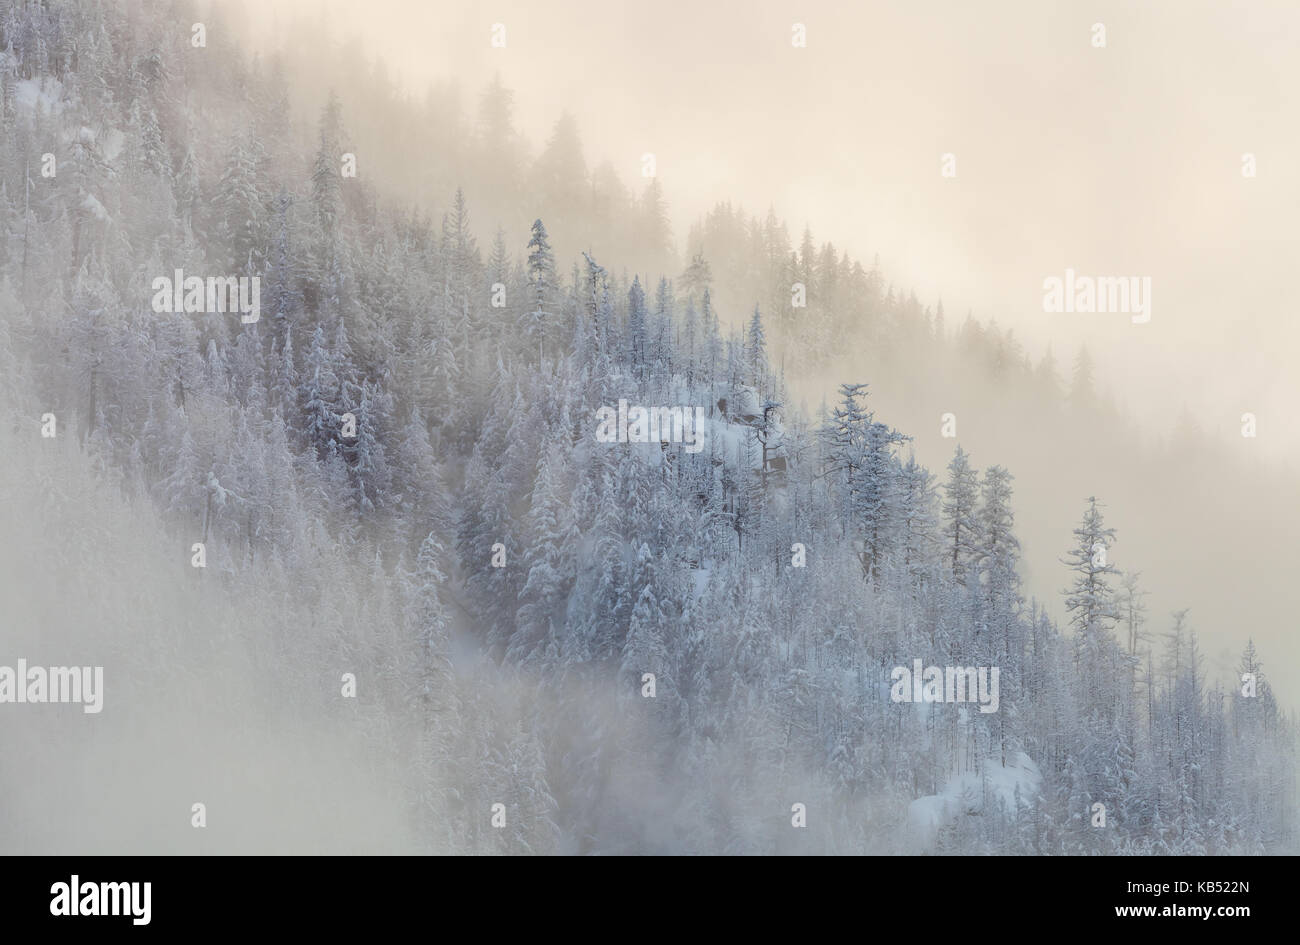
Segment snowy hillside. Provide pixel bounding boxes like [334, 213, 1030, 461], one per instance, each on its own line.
[0, 0, 1294, 855]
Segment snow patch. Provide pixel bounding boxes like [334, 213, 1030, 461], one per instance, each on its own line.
[906, 752, 1042, 848]
[102, 128, 125, 161]
[80, 193, 110, 223]
[14, 77, 64, 115]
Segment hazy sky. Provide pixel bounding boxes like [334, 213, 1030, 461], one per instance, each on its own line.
[234, 0, 1300, 464]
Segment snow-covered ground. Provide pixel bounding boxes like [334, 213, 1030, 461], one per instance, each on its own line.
[14, 76, 65, 115]
[908, 752, 1042, 848]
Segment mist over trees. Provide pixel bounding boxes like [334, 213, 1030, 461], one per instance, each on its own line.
[0, 0, 1294, 854]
